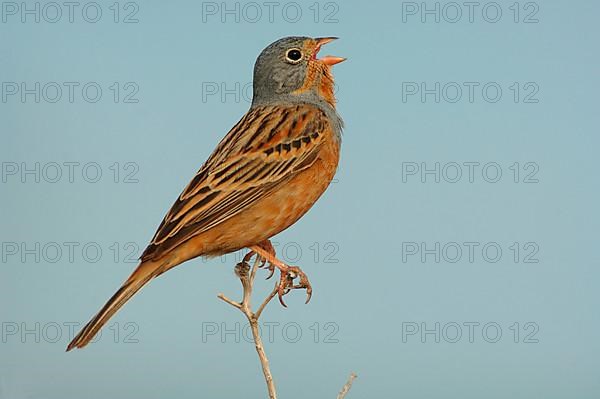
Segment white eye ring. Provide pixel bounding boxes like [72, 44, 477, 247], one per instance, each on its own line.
[285, 48, 303, 64]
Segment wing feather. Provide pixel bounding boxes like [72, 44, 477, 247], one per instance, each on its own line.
[140, 104, 328, 262]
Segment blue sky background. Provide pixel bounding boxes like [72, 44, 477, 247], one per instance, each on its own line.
[1, 0, 599, 398]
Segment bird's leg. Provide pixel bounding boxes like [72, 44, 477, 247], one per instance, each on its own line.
[256, 240, 276, 277]
[250, 242, 312, 307]
[241, 240, 273, 275]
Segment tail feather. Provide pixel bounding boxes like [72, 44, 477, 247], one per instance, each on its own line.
[66, 261, 160, 351]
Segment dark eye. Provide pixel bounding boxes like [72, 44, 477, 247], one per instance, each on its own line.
[285, 48, 303, 63]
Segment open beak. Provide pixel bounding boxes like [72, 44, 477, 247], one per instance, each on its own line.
[313, 37, 346, 66]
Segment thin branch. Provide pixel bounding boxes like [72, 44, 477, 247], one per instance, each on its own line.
[216, 293, 241, 309]
[249, 316, 276, 399]
[337, 373, 357, 399]
[255, 285, 278, 320]
[217, 256, 279, 399]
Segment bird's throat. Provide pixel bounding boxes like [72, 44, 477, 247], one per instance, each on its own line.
[292, 62, 338, 108]
[317, 66, 337, 108]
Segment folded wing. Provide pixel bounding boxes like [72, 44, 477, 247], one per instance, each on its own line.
[140, 104, 329, 262]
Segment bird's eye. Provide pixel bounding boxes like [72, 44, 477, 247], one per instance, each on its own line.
[285, 48, 303, 63]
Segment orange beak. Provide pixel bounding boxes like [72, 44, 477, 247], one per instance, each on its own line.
[313, 37, 346, 66]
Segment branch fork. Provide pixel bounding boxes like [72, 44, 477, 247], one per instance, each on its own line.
[217, 254, 355, 399]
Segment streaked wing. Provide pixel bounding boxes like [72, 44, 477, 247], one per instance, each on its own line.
[140, 104, 329, 262]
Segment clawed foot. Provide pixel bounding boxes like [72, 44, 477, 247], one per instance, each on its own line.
[242, 241, 275, 278]
[276, 264, 312, 307]
[246, 241, 313, 307]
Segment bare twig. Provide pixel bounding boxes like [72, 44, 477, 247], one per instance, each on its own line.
[218, 256, 279, 399]
[218, 255, 358, 399]
[337, 373, 357, 399]
[216, 293, 241, 309]
[255, 285, 278, 320]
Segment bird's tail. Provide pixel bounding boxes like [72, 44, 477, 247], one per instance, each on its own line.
[66, 259, 164, 351]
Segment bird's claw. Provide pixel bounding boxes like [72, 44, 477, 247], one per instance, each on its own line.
[259, 259, 276, 280]
[242, 251, 256, 265]
[242, 244, 312, 306]
[277, 265, 312, 307]
[265, 266, 275, 280]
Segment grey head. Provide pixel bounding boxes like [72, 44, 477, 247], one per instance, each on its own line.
[250, 36, 345, 111]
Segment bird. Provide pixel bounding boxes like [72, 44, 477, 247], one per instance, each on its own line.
[67, 36, 345, 351]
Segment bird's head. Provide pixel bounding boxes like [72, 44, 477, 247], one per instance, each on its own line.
[252, 36, 345, 108]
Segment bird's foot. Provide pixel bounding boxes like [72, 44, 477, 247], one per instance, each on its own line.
[242, 240, 274, 267]
[250, 242, 312, 307]
[243, 240, 276, 278]
[277, 264, 312, 307]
